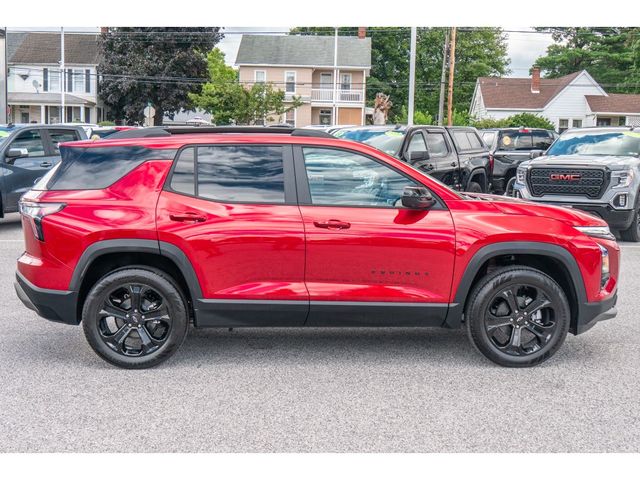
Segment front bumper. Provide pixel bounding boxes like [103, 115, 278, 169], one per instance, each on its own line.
[564, 204, 635, 231]
[574, 292, 617, 335]
[15, 272, 79, 325]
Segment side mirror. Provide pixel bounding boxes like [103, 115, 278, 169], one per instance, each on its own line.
[529, 149, 544, 159]
[408, 150, 430, 162]
[5, 148, 29, 163]
[401, 186, 436, 210]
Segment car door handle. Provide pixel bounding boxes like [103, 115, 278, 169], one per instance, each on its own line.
[40, 161, 53, 168]
[169, 212, 206, 223]
[313, 219, 351, 230]
[450, 161, 457, 167]
[422, 164, 435, 172]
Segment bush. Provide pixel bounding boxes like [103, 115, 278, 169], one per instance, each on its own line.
[472, 113, 554, 130]
[98, 121, 116, 126]
[394, 106, 434, 125]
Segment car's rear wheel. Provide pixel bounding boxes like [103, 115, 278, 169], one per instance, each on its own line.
[466, 181, 483, 193]
[465, 266, 570, 367]
[82, 268, 188, 369]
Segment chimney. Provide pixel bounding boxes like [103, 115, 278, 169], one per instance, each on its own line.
[531, 66, 540, 94]
[100, 27, 108, 34]
[358, 27, 366, 39]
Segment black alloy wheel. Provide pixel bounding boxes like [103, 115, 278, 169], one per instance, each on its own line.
[98, 283, 172, 357]
[465, 266, 570, 367]
[83, 268, 189, 369]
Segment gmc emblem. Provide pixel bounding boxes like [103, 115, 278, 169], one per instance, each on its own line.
[550, 173, 581, 181]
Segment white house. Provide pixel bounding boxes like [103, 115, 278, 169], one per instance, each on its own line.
[470, 68, 640, 132]
[6, 32, 104, 125]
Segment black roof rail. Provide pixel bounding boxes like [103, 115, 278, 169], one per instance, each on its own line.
[105, 125, 335, 140]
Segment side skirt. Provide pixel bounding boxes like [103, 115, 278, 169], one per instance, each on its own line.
[193, 299, 449, 328]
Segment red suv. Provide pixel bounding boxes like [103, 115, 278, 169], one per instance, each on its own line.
[14, 127, 619, 369]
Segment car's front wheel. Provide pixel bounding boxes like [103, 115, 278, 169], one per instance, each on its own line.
[82, 267, 189, 369]
[465, 266, 570, 367]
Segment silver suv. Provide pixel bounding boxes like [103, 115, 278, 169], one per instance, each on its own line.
[513, 127, 640, 241]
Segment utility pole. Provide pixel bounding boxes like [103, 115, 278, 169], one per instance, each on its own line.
[0, 28, 7, 124]
[332, 27, 338, 125]
[446, 27, 457, 127]
[60, 27, 65, 123]
[407, 26, 417, 126]
[437, 30, 449, 126]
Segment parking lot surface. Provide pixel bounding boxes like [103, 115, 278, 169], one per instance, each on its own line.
[0, 214, 638, 452]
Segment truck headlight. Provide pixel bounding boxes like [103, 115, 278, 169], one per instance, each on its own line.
[574, 225, 616, 241]
[612, 169, 634, 188]
[516, 168, 526, 184]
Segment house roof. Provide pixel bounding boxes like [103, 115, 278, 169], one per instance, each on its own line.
[235, 35, 371, 68]
[8, 32, 100, 65]
[477, 71, 582, 109]
[585, 94, 640, 114]
[8, 92, 95, 106]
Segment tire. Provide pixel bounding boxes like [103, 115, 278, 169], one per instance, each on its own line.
[620, 203, 640, 242]
[466, 181, 483, 193]
[465, 266, 570, 367]
[82, 267, 189, 369]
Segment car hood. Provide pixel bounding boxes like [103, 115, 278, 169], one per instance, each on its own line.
[521, 154, 638, 170]
[463, 193, 607, 227]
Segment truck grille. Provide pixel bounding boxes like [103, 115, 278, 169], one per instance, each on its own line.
[528, 167, 608, 198]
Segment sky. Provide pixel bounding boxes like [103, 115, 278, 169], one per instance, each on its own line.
[8, 26, 554, 77]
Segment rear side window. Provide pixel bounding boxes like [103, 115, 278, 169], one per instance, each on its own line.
[46, 146, 176, 190]
[49, 129, 81, 154]
[452, 131, 472, 151]
[169, 145, 285, 204]
[465, 132, 483, 149]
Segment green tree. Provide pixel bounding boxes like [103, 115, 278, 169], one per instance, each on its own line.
[290, 27, 509, 122]
[189, 48, 302, 125]
[534, 28, 640, 93]
[98, 27, 223, 125]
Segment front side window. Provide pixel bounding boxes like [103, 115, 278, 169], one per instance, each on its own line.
[302, 147, 419, 207]
[196, 145, 285, 203]
[285, 71, 295, 94]
[426, 133, 449, 157]
[407, 132, 428, 154]
[9, 130, 46, 157]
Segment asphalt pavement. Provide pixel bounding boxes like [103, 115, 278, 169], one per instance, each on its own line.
[0, 213, 638, 452]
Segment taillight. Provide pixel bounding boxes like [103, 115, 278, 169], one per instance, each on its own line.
[488, 154, 494, 174]
[18, 201, 65, 241]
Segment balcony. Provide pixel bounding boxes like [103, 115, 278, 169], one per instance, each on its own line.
[311, 88, 364, 103]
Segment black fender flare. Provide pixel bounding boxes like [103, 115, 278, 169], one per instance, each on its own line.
[69, 239, 203, 301]
[466, 167, 488, 191]
[444, 241, 587, 328]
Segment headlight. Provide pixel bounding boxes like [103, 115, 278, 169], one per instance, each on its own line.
[598, 244, 610, 288]
[612, 169, 634, 189]
[516, 168, 526, 184]
[574, 225, 616, 240]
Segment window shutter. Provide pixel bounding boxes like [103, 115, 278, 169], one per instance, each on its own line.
[85, 69, 91, 93]
[67, 69, 73, 92]
[43, 68, 49, 91]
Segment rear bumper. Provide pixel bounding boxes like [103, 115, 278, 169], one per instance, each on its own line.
[574, 292, 617, 335]
[15, 272, 79, 325]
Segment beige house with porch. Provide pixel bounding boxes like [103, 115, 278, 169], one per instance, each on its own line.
[235, 34, 371, 127]
[6, 32, 104, 125]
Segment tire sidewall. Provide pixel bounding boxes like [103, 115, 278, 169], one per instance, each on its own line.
[466, 268, 570, 367]
[82, 268, 188, 369]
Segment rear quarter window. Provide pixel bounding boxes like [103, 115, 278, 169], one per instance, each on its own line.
[46, 146, 176, 190]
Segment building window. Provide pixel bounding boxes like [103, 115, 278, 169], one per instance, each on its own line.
[340, 73, 352, 91]
[572, 119, 583, 128]
[66, 69, 73, 92]
[319, 109, 332, 125]
[48, 106, 61, 123]
[320, 73, 332, 89]
[559, 119, 569, 133]
[596, 118, 612, 127]
[285, 108, 295, 127]
[73, 70, 85, 92]
[43, 68, 49, 91]
[254, 70, 266, 83]
[284, 71, 296, 94]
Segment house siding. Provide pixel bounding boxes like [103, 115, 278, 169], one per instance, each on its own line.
[542, 71, 604, 129]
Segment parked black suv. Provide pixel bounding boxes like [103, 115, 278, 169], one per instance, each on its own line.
[334, 125, 492, 192]
[0, 124, 87, 215]
[480, 127, 557, 195]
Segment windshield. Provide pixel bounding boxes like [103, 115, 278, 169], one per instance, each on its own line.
[547, 130, 640, 156]
[0, 127, 13, 144]
[337, 128, 406, 157]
